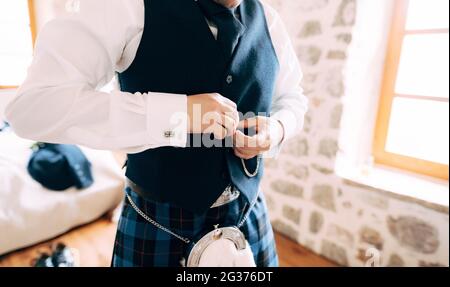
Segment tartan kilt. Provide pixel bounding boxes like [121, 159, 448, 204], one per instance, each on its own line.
[111, 186, 279, 267]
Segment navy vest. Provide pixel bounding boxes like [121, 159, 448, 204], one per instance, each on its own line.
[118, 0, 279, 214]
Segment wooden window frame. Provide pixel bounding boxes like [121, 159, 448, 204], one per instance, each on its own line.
[373, 0, 449, 180]
[0, 0, 37, 90]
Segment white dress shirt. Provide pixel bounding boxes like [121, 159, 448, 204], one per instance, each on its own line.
[5, 0, 308, 154]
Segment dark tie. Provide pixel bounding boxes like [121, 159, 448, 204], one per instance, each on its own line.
[197, 0, 246, 58]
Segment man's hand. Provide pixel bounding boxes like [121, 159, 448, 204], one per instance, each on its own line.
[233, 116, 285, 160]
[187, 93, 240, 140]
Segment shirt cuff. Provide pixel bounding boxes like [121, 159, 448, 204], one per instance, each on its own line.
[271, 109, 300, 141]
[146, 92, 188, 148]
[264, 110, 301, 159]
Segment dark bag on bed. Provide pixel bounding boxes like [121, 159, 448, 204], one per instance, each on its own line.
[27, 143, 94, 191]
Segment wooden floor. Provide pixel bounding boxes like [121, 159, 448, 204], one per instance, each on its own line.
[276, 234, 337, 267]
[0, 217, 336, 267]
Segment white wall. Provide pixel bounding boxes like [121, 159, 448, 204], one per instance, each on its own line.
[263, 0, 449, 267]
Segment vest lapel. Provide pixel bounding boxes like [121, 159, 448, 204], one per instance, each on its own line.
[229, 0, 249, 59]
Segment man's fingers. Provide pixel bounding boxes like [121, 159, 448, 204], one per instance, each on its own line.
[218, 95, 238, 109]
[234, 148, 258, 160]
[220, 114, 238, 137]
[234, 130, 253, 148]
[221, 106, 240, 128]
[217, 95, 238, 118]
[217, 95, 239, 133]
[256, 130, 271, 150]
[203, 111, 236, 139]
[235, 147, 257, 156]
[211, 123, 227, 140]
[237, 117, 259, 130]
[235, 141, 270, 153]
[234, 129, 271, 150]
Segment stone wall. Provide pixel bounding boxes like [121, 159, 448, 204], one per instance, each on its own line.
[263, 0, 449, 267]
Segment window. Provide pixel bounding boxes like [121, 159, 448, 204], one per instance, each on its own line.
[374, 0, 449, 180]
[0, 0, 36, 89]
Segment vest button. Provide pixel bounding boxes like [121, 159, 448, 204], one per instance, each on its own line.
[226, 75, 233, 84]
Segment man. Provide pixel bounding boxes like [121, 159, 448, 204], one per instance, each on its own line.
[6, 0, 307, 267]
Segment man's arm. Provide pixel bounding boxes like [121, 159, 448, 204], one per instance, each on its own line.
[5, 0, 189, 153]
[233, 3, 308, 159]
[268, 3, 308, 147]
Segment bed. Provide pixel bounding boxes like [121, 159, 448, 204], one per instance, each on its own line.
[0, 92, 125, 255]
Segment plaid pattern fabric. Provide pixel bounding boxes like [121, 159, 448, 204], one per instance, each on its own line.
[112, 186, 279, 267]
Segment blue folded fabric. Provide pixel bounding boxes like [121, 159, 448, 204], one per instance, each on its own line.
[27, 143, 94, 191]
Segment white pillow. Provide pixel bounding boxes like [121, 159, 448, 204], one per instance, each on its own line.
[0, 132, 125, 255]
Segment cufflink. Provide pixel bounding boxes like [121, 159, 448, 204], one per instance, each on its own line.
[164, 131, 176, 138]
